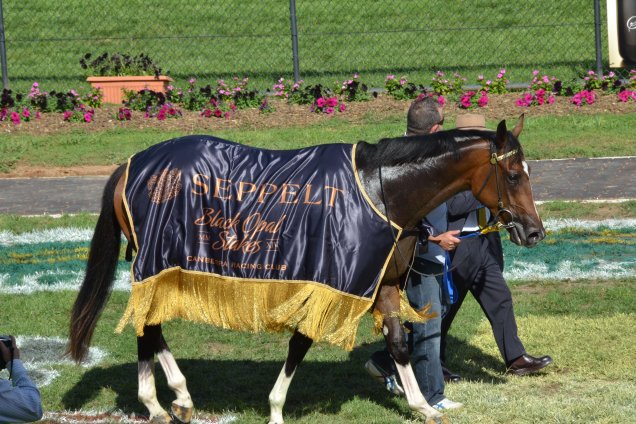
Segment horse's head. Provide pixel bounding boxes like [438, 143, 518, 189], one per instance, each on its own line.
[471, 115, 545, 247]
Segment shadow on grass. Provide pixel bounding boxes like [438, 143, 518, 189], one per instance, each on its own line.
[62, 338, 506, 418]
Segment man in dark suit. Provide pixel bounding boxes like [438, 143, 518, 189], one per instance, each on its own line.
[440, 114, 553, 380]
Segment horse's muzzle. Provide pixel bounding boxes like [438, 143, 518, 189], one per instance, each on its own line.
[508, 222, 545, 247]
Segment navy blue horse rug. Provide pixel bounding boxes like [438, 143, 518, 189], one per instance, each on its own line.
[116, 135, 415, 349]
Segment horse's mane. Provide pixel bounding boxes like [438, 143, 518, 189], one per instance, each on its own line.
[355, 129, 508, 169]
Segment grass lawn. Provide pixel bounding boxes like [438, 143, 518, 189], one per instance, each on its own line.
[1, 207, 635, 423]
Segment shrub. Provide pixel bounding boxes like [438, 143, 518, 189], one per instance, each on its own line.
[515, 89, 555, 107]
[477, 69, 508, 94]
[80, 52, 163, 77]
[570, 89, 596, 107]
[431, 71, 465, 96]
[336, 73, 371, 102]
[145, 103, 182, 120]
[459, 91, 489, 109]
[63, 105, 95, 123]
[385, 75, 426, 100]
[581, 70, 621, 93]
[310, 95, 346, 115]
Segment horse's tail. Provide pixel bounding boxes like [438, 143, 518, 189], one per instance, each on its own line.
[67, 164, 127, 362]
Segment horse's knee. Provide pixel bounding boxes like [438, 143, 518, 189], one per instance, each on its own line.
[387, 338, 409, 365]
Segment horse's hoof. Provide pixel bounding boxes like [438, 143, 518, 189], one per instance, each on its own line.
[170, 402, 193, 424]
[425, 415, 451, 424]
[149, 412, 173, 424]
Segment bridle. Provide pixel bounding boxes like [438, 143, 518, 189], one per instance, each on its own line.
[473, 146, 519, 230]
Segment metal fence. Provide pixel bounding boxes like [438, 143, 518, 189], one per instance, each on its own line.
[0, 0, 633, 93]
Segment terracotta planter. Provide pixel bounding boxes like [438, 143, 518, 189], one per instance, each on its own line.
[86, 75, 173, 104]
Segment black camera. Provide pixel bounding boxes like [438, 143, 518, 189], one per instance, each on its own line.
[0, 335, 13, 370]
[0, 335, 11, 348]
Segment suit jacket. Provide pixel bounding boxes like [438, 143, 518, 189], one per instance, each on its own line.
[446, 191, 504, 284]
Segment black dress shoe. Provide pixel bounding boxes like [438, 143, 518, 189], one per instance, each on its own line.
[506, 354, 553, 376]
[442, 365, 462, 383]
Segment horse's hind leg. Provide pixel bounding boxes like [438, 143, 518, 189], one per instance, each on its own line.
[138, 324, 194, 423]
[268, 330, 313, 424]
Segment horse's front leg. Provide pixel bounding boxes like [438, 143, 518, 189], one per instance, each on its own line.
[268, 330, 313, 424]
[138, 324, 194, 423]
[375, 284, 446, 424]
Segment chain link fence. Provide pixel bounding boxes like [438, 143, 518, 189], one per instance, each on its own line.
[0, 0, 633, 93]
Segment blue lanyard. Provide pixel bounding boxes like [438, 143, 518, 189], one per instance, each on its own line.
[443, 231, 481, 304]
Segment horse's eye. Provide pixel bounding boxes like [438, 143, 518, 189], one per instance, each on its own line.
[507, 173, 520, 184]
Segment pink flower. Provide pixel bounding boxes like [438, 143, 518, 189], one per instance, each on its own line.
[10, 111, 20, 125]
[477, 93, 489, 107]
[533, 70, 540, 76]
[516, 98, 527, 107]
[21, 108, 31, 118]
[385, 74, 395, 81]
[36, 111, 41, 119]
[338, 103, 346, 112]
[316, 97, 326, 108]
[224, 111, 230, 119]
[618, 90, 633, 102]
[547, 95, 555, 105]
[84, 113, 92, 122]
[63, 110, 73, 121]
[325, 107, 334, 115]
[326, 97, 338, 107]
[437, 95, 445, 107]
[214, 109, 222, 118]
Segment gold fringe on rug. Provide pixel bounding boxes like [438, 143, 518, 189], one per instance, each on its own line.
[116, 267, 395, 350]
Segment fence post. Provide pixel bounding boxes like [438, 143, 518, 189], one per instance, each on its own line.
[0, 0, 9, 89]
[594, 0, 603, 76]
[289, 0, 300, 82]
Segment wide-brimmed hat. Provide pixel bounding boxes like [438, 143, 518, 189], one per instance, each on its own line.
[455, 114, 486, 130]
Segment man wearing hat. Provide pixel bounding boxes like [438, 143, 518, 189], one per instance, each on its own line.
[440, 113, 553, 379]
[365, 95, 463, 411]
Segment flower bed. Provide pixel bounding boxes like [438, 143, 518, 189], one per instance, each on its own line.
[1, 69, 635, 128]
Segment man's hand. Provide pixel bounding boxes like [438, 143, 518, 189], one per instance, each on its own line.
[429, 230, 461, 251]
[0, 335, 21, 365]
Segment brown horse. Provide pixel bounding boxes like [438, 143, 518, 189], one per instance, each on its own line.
[67, 116, 544, 424]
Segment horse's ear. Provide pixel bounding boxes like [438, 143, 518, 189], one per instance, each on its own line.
[495, 119, 508, 149]
[511, 114, 525, 138]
